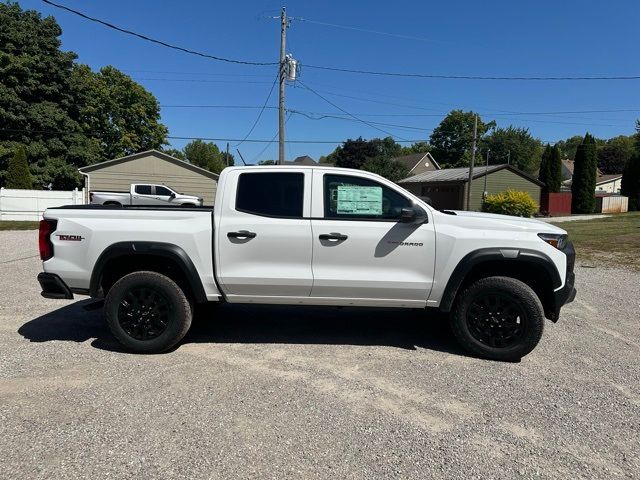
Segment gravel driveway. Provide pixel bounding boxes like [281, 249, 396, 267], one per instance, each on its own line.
[1, 230, 638, 479]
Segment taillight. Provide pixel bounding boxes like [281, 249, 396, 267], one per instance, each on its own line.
[39, 219, 57, 261]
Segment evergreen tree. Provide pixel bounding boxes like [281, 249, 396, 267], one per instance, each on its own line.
[621, 153, 640, 211]
[548, 144, 563, 193]
[538, 144, 552, 192]
[571, 133, 598, 213]
[6, 147, 33, 189]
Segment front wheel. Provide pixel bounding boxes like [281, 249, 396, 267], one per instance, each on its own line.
[104, 271, 192, 353]
[451, 276, 544, 361]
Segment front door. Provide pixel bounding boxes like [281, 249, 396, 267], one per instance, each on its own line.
[216, 169, 313, 299]
[310, 171, 436, 306]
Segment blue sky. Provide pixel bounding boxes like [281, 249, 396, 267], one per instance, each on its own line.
[22, 0, 640, 163]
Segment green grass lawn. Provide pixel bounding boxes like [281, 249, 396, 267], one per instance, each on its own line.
[0, 220, 40, 231]
[552, 212, 640, 269]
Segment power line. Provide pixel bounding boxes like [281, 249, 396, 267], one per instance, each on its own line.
[0, 128, 427, 144]
[133, 78, 274, 84]
[304, 64, 640, 81]
[234, 71, 280, 147]
[251, 112, 292, 163]
[41, 0, 277, 66]
[288, 109, 433, 132]
[158, 104, 639, 117]
[296, 17, 452, 45]
[296, 81, 411, 141]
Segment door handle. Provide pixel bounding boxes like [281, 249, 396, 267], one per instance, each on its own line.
[319, 233, 348, 241]
[227, 230, 257, 239]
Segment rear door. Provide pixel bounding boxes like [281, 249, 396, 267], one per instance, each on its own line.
[309, 170, 436, 306]
[216, 169, 313, 299]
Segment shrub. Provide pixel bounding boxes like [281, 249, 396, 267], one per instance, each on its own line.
[6, 146, 33, 189]
[482, 190, 538, 217]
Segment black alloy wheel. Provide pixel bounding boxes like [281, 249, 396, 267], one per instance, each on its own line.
[466, 292, 526, 348]
[117, 286, 172, 340]
[450, 276, 545, 361]
[104, 271, 193, 353]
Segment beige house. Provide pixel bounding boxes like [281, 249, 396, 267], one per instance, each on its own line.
[595, 174, 623, 194]
[392, 152, 440, 177]
[79, 150, 219, 205]
[399, 164, 543, 211]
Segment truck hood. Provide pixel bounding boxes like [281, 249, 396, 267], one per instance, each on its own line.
[440, 210, 567, 235]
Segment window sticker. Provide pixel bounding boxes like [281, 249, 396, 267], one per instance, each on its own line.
[336, 185, 382, 215]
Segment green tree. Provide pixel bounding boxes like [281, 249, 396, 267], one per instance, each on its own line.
[70, 65, 167, 160]
[429, 110, 494, 167]
[555, 135, 583, 161]
[0, 2, 85, 188]
[5, 146, 33, 189]
[597, 135, 635, 174]
[0, 3, 169, 189]
[362, 157, 410, 182]
[538, 144, 552, 192]
[183, 140, 225, 173]
[399, 141, 431, 155]
[548, 144, 563, 193]
[332, 137, 402, 170]
[161, 148, 186, 160]
[483, 126, 543, 174]
[621, 153, 640, 211]
[571, 133, 598, 213]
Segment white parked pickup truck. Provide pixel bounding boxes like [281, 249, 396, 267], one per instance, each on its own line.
[90, 184, 203, 207]
[38, 166, 576, 360]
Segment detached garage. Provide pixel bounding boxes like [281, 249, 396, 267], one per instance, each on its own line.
[399, 164, 543, 211]
[79, 150, 219, 205]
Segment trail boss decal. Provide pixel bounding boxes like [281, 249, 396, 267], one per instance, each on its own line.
[57, 234, 84, 241]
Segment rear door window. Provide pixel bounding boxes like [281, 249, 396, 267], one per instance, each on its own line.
[135, 185, 152, 195]
[236, 172, 304, 218]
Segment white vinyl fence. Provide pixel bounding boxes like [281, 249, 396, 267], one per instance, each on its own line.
[0, 187, 86, 221]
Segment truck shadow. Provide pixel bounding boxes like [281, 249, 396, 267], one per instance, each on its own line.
[19, 300, 468, 357]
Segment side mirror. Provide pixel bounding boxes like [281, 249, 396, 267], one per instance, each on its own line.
[400, 206, 427, 224]
[169, 193, 176, 199]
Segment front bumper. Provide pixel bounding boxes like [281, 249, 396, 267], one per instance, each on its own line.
[37, 272, 74, 300]
[551, 241, 577, 320]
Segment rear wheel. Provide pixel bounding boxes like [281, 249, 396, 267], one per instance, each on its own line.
[103, 201, 122, 207]
[451, 276, 544, 361]
[104, 271, 192, 353]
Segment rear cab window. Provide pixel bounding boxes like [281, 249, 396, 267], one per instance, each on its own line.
[135, 185, 152, 195]
[236, 172, 304, 218]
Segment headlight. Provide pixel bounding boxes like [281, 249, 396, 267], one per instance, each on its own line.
[538, 233, 568, 249]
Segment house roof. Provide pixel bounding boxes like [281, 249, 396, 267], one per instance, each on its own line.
[596, 174, 623, 184]
[78, 149, 220, 180]
[398, 164, 544, 186]
[391, 152, 440, 172]
[561, 159, 575, 175]
[288, 155, 317, 165]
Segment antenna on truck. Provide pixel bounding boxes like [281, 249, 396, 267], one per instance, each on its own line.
[236, 149, 248, 166]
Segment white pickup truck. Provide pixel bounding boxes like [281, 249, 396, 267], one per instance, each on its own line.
[37, 165, 576, 360]
[90, 184, 203, 207]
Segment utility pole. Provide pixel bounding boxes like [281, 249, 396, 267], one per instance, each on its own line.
[507, 150, 511, 165]
[278, 7, 288, 165]
[466, 114, 478, 211]
[483, 149, 490, 200]
[226, 142, 230, 166]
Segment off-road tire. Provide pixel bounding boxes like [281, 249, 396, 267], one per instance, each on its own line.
[104, 271, 192, 353]
[451, 276, 544, 361]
